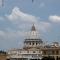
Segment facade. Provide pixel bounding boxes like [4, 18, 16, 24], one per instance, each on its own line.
[42, 42, 60, 60]
[7, 24, 60, 60]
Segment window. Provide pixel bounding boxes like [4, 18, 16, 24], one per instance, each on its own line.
[33, 51, 35, 53]
[27, 51, 29, 53]
[43, 51, 46, 55]
[30, 42, 31, 45]
[36, 43, 37, 45]
[56, 50, 59, 55]
[52, 51, 54, 55]
[33, 42, 34, 45]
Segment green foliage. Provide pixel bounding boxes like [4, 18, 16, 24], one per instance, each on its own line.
[0, 50, 6, 54]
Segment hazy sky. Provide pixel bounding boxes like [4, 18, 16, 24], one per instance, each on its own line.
[0, 0, 60, 50]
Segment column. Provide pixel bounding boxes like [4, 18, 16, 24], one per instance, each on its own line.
[55, 51, 56, 60]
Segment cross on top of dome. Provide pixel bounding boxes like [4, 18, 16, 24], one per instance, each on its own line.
[31, 24, 36, 31]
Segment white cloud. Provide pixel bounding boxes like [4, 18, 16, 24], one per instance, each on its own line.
[0, 30, 26, 49]
[35, 22, 51, 33]
[5, 7, 51, 32]
[0, 7, 51, 36]
[49, 15, 60, 23]
[6, 7, 39, 23]
[0, 30, 25, 40]
[0, 7, 51, 49]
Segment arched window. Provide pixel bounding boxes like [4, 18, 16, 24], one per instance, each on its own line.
[33, 42, 34, 45]
[33, 51, 35, 53]
[29, 42, 31, 45]
[56, 50, 59, 55]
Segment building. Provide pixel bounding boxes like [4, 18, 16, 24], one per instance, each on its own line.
[42, 42, 60, 60]
[7, 24, 60, 60]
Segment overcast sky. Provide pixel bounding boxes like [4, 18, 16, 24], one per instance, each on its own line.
[0, 0, 60, 50]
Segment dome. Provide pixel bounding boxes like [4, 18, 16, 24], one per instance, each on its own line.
[25, 24, 43, 43]
[26, 24, 40, 39]
[24, 24, 43, 49]
[26, 31, 39, 39]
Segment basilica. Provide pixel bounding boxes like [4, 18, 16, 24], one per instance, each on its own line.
[7, 24, 60, 60]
